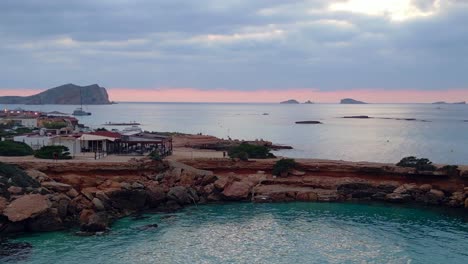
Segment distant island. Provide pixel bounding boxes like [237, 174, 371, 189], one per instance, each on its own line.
[304, 100, 314, 104]
[340, 98, 367, 104]
[433, 101, 466, 105]
[0, 83, 111, 105]
[280, 99, 300, 104]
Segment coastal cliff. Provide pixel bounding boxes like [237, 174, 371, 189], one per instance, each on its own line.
[1, 158, 467, 236]
[0, 83, 111, 105]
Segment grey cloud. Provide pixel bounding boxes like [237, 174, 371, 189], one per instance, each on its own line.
[0, 0, 467, 90]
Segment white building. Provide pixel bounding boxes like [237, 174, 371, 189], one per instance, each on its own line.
[14, 135, 55, 150]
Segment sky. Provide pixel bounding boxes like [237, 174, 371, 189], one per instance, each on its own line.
[1, 0, 467, 103]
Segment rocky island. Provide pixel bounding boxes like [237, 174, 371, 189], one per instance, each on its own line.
[0, 83, 111, 105]
[280, 99, 300, 104]
[433, 101, 466, 104]
[340, 98, 367, 104]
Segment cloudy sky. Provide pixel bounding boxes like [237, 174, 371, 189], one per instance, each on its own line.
[1, 0, 467, 102]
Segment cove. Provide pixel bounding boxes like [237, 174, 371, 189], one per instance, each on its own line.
[4, 202, 468, 264]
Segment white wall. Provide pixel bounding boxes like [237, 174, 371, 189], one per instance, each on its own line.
[51, 137, 81, 156]
[14, 135, 53, 150]
[20, 119, 38, 128]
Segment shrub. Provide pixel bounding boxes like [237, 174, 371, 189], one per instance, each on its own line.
[149, 151, 162, 161]
[0, 141, 34, 156]
[272, 158, 297, 176]
[228, 143, 275, 160]
[396, 156, 436, 171]
[438, 165, 459, 176]
[0, 162, 40, 190]
[34, 145, 72, 159]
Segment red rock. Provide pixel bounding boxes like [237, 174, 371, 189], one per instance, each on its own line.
[42, 182, 72, 192]
[3, 194, 51, 222]
[419, 184, 432, 192]
[66, 188, 79, 198]
[214, 177, 229, 190]
[7, 186, 23, 195]
[79, 209, 94, 224]
[222, 181, 252, 200]
[296, 192, 318, 201]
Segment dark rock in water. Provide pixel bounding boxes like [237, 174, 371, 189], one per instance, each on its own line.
[340, 98, 367, 104]
[0, 241, 32, 262]
[280, 99, 300, 104]
[343, 115, 371, 119]
[295, 121, 322, 124]
[135, 223, 159, 231]
[304, 100, 314, 104]
[107, 189, 147, 210]
[146, 185, 167, 208]
[167, 186, 198, 205]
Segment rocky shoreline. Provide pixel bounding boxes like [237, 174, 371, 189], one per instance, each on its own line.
[1, 158, 467, 238]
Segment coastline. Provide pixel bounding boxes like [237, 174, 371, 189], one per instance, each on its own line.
[1, 152, 467, 239]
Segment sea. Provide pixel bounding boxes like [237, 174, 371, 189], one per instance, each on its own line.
[2, 103, 468, 263]
[3, 102, 468, 164]
[5, 202, 468, 264]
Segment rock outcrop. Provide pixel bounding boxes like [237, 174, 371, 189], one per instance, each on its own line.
[0, 83, 111, 105]
[280, 99, 300, 104]
[340, 98, 367, 104]
[1, 157, 467, 237]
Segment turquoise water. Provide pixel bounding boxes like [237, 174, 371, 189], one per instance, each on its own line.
[6, 202, 468, 264]
[3, 103, 468, 163]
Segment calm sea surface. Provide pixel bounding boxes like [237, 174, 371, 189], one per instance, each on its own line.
[4, 102, 467, 164]
[6, 202, 468, 264]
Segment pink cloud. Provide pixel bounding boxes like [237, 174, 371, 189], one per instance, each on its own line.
[1, 87, 467, 103]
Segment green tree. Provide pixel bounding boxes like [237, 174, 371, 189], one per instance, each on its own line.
[228, 143, 275, 160]
[34, 145, 72, 159]
[272, 158, 297, 176]
[396, 156, 436, 171]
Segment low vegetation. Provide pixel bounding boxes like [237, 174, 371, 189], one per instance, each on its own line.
[438, 165, 460, 176]
[43, 121, 68, 130]
[272, 158, 297, 176]
[0, 162, 40, 191]
[396, 156, 436, 171]
[228, 143, 275, 161]
[149, 151, 162, 161]
[34, 145, 72, 160]
[0, 141, 34, 156]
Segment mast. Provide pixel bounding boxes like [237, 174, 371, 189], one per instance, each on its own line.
[80, 87, 83, 109]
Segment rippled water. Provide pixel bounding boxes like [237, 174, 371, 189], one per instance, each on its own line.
[6, 203, 468, 264]
[3, 103, 468, 163]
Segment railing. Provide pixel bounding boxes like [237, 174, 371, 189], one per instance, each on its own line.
[94, 151, 107, 160]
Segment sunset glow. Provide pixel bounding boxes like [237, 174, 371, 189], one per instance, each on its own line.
[1, 88, 466, 104]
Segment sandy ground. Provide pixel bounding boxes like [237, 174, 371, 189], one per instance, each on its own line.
[0, 153, 140, 163]
[169, 147, 225, 160]
[0, 147, 226, 164]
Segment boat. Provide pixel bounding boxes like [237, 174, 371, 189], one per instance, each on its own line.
[73, 107, 92, 116]
[72, 87, 92, 116]
[122, 125, 143, 134]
